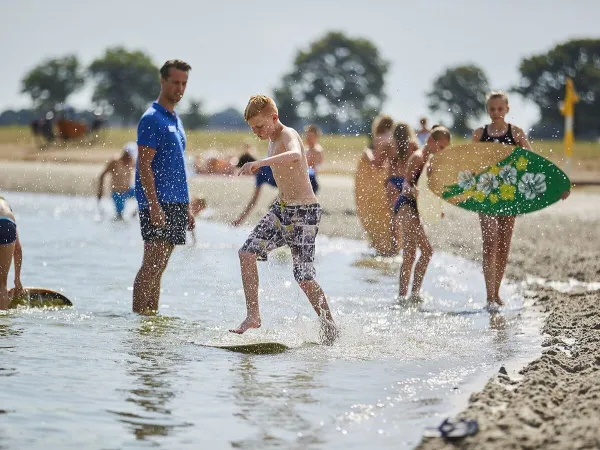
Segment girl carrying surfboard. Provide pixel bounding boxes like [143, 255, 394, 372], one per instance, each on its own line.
[397, 127, 451, 301]
[472, 92, 537, 307]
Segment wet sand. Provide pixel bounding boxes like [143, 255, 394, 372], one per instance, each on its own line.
[1, 159, 599, 449]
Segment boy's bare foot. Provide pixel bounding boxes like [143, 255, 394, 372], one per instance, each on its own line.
[229, 317, 261, 334]
[319, 320, 339, 346]
[488, 297, 504, 306]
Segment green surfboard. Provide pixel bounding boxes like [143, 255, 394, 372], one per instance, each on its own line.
[428, 143, 571, 216]
[201, 342, 289, 355]
[9, 288, 73, 308]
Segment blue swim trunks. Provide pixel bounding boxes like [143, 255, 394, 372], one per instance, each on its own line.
[309, 168, 319, 194]
[388, 176, 404, 191]
[111, 188, 136, 217]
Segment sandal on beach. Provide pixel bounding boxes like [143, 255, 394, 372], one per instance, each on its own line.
[423, 418, 479, 439]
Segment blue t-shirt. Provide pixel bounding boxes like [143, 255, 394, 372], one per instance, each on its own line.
[255, 166, 277, 188]
[135, 101, 189, 208]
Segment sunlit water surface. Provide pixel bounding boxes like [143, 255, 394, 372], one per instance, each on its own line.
[0, 193, 541, 449]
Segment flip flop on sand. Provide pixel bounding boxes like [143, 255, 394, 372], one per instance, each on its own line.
[423, 418, 479, 440]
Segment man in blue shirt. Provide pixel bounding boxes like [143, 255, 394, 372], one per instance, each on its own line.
[132, 59, 194, 314]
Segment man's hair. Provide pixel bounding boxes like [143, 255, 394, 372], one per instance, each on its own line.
[305, 124, 322, 136]
[160, 60, 192, 79]
[244, 95, 278, 121]
[430, 126, 451, 142]
[486, 90, 509, 105]
[371, 114, 394, 136]
[419, 117, 427, 125]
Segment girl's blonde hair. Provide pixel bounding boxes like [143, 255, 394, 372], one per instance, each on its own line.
[486, 91, 509, 106]
[392, 121, 417, 162]
[371, 114, 394, 136]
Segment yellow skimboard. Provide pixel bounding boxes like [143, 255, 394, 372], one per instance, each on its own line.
[354, 151, 398, 256]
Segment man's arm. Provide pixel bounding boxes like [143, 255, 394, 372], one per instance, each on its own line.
[231, 186, 262, 227]
[138, 145, 167, 226]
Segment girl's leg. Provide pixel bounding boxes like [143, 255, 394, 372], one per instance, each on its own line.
[0, 243, 15, 310]
[493, 216, 516, 301]
[398, 207, 418, 298]
[479, 214, 499, 303]
[410, 217, 434, 296]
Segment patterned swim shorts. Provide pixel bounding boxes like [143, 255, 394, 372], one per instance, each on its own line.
[240, 201, 321, 281]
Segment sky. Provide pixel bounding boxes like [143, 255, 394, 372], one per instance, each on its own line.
[2, 0, 599, 130]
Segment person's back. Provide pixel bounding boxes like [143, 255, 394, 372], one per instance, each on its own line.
[416, 117, 430, 147]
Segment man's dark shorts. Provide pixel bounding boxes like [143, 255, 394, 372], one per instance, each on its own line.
[139, 203, 188, 245]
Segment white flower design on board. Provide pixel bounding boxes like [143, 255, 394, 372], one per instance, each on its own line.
[458, 170, 476, 190]
[476, 172, 499, 195]
[498, 165, 518, 185]
[518, 173, 547, 200]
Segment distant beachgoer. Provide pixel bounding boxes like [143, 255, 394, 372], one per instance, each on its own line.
[97, 142, 137, 220]
[388, 122, 419, 249]
[0, 196, 23, 310]
[305, 124, 323, 194]
[230, 153, 278, 227]
[364, 114, 395, 168]
[416, 117, 430, 146]
[189, 196, 207, 244]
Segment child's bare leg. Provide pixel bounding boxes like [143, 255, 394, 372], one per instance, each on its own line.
[298, 279, 337, 344]
[298, 279, 334, 323]
[398, 208, 417, 298]
[230, 251, 261, 334]
[410, 223, 433, 296]
[479, 214, 499, 304]
[0, 243, 15, 310]
[493, 216, 516, 303]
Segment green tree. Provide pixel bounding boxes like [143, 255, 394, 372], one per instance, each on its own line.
[21, 55, 85, 109]
[273, 85, 300, 129]
[276, 31, 389, 132]
[513, 39, 600, 137]
[181, 98, 208, 129]
[427, 65, 489, 136]
[88, 47, 159, 124]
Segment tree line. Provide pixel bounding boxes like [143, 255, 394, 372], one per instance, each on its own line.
[9, 33, 600, 138]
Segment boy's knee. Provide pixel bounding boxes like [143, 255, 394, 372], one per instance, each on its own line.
[239, 250, 258, 263]
[293, 264, 315, 283]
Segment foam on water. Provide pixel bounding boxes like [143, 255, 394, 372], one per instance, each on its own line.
[0, 192, 543, 449]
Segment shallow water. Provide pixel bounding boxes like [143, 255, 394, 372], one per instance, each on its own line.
[1, 192, 540, 449]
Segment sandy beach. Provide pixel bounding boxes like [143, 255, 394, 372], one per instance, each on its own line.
[1, 147, 599, 449]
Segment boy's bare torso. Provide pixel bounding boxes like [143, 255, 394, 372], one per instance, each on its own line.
[109, 159, 134, 193]
[269, 127, 318, 205]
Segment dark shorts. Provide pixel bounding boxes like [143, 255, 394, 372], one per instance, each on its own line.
[240, 201, 321, 281]
[0, 217, 17, 245]
[139, 203, 188, 245]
